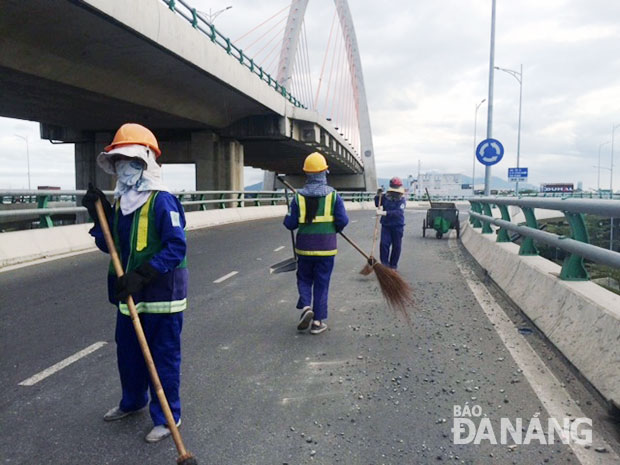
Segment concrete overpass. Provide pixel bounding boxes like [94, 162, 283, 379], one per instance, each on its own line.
[0, 0, 374, 190]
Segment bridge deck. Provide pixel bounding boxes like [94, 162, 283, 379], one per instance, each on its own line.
[0, 211, 617, 464]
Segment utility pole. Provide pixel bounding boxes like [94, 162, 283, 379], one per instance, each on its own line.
[495, 64, 523, 195]
[472, 99, 486, 196]
[484, 0, 497, 195]
[15, 134, 31, 190]
[597, 141, 610, 192]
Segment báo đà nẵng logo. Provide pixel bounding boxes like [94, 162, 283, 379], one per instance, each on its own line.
[451, 405, 592, 445]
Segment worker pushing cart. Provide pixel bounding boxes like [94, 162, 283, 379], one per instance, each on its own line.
[82, 123, 189, 443]
[375, 177, 406, 270]
[283, 152, 349, 334]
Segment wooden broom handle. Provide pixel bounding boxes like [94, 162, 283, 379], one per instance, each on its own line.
[277, 177, 371, 260]
[370, 193, 382, 257]
[94, 200, 191, 459]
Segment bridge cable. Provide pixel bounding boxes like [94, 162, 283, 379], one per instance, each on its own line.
[328, 30, 344, 122]
[301, 21, 315, 109]
[322, 22, 342, 118]
[263, 30, 288, 75]
[238, 15, 288, 53]
[233, 3, 291, 44]
[313, 11, 337, 110]
[251, 23, 287, 62]
[295, 20, 309, 107]
[299, 20, 314, 108]
[255, 26, 287, 71]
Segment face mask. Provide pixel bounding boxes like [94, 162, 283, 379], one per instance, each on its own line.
[115, 159, 144, 186]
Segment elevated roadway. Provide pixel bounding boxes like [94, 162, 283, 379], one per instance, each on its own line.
[0, 210, 618, 464]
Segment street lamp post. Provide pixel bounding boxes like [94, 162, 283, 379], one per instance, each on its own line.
[484, 0, 497, 196]
[197, 6, 232, 23]
[472, 98, 486, 196]
[14, 134, 31, 190]
[597, 141, 611, 192]
[611, 123, 620, 196]
[610, 123, 620, 253]
[495, 64, 523, 195]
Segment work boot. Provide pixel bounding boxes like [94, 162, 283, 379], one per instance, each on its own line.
[103, 406, 135, 422]
[310, 320, 328, 335]
[145, 419, 181, 443]
[297, 306, 314, 331]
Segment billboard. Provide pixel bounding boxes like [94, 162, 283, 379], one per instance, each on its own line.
[541, 183, 574, 193]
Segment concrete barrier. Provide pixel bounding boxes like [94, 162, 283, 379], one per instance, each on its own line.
[460, 223, 620, 408]
[0, 201, 378, 269]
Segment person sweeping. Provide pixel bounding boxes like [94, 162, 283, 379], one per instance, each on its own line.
[375, 177, 406, 270]
[82, 123, 189, 444]
[283, 152, 349, 334]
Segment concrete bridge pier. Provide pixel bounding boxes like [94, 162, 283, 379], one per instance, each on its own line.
[71, 128, 244, 197]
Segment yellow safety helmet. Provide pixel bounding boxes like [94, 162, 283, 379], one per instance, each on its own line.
[303, 152, 328, 173]
[104, 123, 161, 157]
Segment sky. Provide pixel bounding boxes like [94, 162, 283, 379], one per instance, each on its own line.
[1, 0, 619, 191]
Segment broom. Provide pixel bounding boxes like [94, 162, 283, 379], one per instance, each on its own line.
[360, 191, 382, 275]
[277, 178, 413, 319]
[95, 200, 198, 465]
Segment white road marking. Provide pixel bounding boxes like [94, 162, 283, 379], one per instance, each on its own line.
[273, 246, 285, 252]
[18, 341, 107, 386]
[449, 236, 619, 465]
[351, 220, 358, 223]
[213, 271, 238, 283]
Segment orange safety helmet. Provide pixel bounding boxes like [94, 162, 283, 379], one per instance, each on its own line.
[104, 123, 161, 157]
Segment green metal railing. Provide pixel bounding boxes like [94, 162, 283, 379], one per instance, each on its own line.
[469, 197, 620, 281]
[161, 0, 306, 109]
[0, 189, 378, 230]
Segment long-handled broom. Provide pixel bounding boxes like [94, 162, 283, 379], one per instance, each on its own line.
[360, 192, 382, 275]
[277, 178, 413, 319]
[95, 200, 198, 465]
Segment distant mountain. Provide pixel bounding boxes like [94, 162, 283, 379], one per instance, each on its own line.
[244, 181, 263, 191]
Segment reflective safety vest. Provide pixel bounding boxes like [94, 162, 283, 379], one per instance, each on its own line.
[110, 192, 188, 315]
[295, 192, 338, 256]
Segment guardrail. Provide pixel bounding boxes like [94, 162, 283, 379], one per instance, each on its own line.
[160, 0, 306, 110]
[469, 197, 620, 281]
[0, 189, 377, 230]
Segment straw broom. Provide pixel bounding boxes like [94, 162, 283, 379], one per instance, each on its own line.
[360, 192, 382, 276]
[278, 178, 413, 320]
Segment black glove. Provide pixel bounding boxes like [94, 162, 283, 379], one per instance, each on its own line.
[115, 262, 160, 301]
[82, 182, 112, 224]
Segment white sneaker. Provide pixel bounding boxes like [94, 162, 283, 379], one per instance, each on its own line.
[103, 406, 134, 422]
[145, 419, 181, 443]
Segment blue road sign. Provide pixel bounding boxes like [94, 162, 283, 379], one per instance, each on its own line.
[476, 138, 504, 166]
[508, 167, 528, 181]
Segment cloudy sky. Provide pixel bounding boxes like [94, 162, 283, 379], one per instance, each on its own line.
[1, 0, 619, 190]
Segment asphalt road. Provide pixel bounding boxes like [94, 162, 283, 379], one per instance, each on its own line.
[1, 210, 618, 464]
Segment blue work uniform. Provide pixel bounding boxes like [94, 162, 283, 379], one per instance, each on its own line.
[284, 192, 349, 321]
[375, 192, 406, 269]
[90, 191, 188, 426]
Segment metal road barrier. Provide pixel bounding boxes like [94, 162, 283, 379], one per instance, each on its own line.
[0, 190, 377, 230]
[161, 0, 306, 110]
[469, 197, 620, 281]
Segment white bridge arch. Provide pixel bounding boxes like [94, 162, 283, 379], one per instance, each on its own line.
[275, 0, 377, 190]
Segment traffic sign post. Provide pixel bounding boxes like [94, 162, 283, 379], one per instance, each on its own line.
[508, 167, 528, 182]
[476, 138, 504, 166]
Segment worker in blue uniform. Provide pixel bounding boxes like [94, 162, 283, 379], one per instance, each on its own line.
[82, 123, 188, 443]
[375, 176, 406, 269]
[284, 152, 349, 334]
